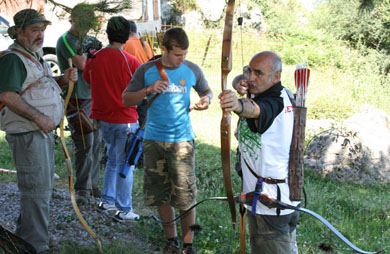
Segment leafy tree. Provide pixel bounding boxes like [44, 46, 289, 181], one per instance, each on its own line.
[313, 0, 390, 76]
[359, 0, 380, 10]
[46, 0, 131, 14]
[315, 0, 390, 50]
[257, 0, 304, 34]
[170, 0, 197, 12]
[46, 0, 132, 55]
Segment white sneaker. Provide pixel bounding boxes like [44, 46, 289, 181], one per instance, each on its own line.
[113, 210, 140, 222]
[97, 201, 116, 212]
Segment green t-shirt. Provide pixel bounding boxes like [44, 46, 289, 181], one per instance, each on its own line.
[0, 53, 26, 94]
[56, 32, 91, 99]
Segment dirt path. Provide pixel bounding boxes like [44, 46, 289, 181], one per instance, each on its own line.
[0, 182, 157, 253]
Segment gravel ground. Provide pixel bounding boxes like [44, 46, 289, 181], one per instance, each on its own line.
[0, 182, 155, 253]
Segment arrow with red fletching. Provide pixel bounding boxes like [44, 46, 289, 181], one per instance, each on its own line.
[294, 62, 310, 107]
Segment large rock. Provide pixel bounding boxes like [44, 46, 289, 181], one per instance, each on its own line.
[161, 0, 175, 23]
[161, 0, 224, 26]
[304, 105, 390, 184]
[181, 10, 203, 30]
[237, 4, 265, 31]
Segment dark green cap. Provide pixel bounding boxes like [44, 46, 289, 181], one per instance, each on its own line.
[8, 9, 51, 39]
[13, 9, 51, 27]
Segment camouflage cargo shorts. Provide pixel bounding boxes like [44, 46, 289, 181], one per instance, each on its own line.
[143, 140, 197, 210]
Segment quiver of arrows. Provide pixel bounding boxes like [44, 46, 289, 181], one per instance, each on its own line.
[289, 62, 310, 201]
[288, 106, 306, 201]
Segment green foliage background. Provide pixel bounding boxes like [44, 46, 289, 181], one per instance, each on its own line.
[312, 0, 390, 76]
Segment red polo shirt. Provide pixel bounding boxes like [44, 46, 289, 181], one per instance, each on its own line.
[83, 47, 141, 123]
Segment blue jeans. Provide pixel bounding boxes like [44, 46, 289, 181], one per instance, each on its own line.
[99, 121, 138, 212]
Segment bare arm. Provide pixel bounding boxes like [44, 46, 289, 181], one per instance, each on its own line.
[0, 91, 56, 133]
[192, 88, 213, 111]
[219, 90, 260, 118]
[122, 79, 168, 107]
[72, 54, 86, 70]
[122, 87, 147, 107]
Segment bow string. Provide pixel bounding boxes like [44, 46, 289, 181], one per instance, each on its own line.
[257, 195, 384, 254]
[59, 58, 102, 253]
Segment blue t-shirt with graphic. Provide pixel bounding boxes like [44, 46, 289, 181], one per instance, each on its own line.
[128, 59, 209, 142]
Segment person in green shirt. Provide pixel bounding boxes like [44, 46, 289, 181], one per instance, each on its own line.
[56, 3, 102, 203]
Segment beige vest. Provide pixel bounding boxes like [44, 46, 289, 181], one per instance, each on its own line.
[0, 43, 64, 133]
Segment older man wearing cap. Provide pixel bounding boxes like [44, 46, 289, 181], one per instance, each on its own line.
[0, 9, 77, 253]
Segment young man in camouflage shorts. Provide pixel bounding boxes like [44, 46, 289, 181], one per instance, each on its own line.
[143, 141, 196, 209]
[122, 27, 213, 254]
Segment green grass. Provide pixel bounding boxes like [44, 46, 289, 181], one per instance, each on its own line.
[0, 132, 15, 179]
[1, 126, 389, 253]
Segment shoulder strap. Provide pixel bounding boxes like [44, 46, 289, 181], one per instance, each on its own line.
[9, 48, 41, 69]
[21, 79, 41, 95]
[0, 78, 41, 111]
[0, 49, 10, 57]
[155, 59, 168, 81]
[119, 49, 133, 77]
[146, 58, 168, 108]
[0, 48, 42, 111]
[62, 32, 76, 57]
[285, 88, 296, 107]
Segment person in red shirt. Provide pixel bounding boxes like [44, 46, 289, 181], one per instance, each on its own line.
[83, 16, 141, 221]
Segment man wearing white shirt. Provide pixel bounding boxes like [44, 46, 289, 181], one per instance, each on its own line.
[220, 51, 299, 254]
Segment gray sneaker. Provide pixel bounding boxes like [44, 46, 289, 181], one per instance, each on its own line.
[113, 210, 140, 222]
[163, 240, 180, 254]
[97, 201, 116, 212]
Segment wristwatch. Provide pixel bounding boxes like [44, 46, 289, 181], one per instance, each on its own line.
[206, 94, 212, 104]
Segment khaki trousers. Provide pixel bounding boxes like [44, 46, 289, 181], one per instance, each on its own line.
[6, 131, 55, 252]
[248, 210, 299, 254]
